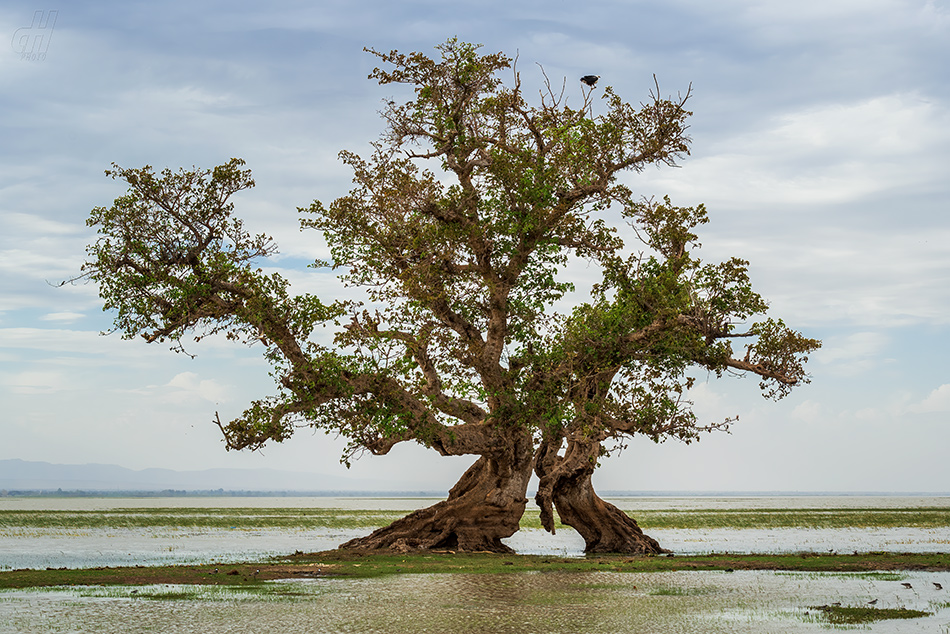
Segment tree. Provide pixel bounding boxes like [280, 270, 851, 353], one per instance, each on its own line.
[77, 39, 819, 554]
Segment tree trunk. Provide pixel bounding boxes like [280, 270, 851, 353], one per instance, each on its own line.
[535, 438, 667, 555]
[341, 437, 534, 553]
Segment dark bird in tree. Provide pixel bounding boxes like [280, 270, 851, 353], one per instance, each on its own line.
[580, 74, 600, 87]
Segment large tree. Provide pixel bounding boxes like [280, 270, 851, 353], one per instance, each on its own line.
[78, 39, 819, 554]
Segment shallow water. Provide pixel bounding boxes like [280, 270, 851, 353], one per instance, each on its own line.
[4, 497, 950, 632]
[2, 570, 950, 633]
[509, 526, 950, 557]
[5, 525, 949, 571]
[0, 527, 370, 571]
[3, 496, 950, 570]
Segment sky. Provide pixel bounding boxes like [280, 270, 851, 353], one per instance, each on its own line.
[1, 0, 949, 493]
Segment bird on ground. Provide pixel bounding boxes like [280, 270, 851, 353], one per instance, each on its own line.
[902, 582, 914, 589]
[580, 75, 600, 87]
[867, 599, 878, 605]
[934, 582, 944, 590]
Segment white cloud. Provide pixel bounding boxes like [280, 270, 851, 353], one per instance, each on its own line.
[640, 93, 950, 211]
[4, 369, 67, 395]
[0, 247, 84, 279]
[165, 371, 234, 404]
[909, 384, 950, 414]
[790, 399, 823, 424]
[39, 311, 84, 323]
[0, 327, 259, 358]
[817, 332, 887, 363]
[853, 406, 883, 421]
[768, 93, 947, 172]
[689, 225, 950, 329]
[813, 331, 889, 375]
[920, 0, 950, 29]
[1, 209, 83, 234]
[686, 381, 725, 410]
[0, 327, 153, 357]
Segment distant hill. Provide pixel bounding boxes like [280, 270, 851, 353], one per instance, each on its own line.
[5, 460, 935, 498]
[0, 459, 425, 493]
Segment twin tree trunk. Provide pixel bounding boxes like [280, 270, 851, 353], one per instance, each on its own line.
[341, 432, 665, 555]
[549, 463, 666, 555]
[535, 438, 666, 555]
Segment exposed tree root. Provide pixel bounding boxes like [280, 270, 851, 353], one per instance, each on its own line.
[342, 452, 532, 553]
[536, 438, 666, 554]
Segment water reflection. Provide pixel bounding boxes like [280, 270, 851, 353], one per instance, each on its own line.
[3, 570, 950, 633]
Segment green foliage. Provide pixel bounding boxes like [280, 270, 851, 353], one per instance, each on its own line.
[79, 39, 819, 475]
[82, 159, 346, 353]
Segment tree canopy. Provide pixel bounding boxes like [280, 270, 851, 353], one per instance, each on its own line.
[78, 39, 819, 553]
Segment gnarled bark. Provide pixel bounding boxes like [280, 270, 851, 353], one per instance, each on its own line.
[341, 434, 534, 553]
[552, 468, 666, 554]
[535, 438, 666, 554]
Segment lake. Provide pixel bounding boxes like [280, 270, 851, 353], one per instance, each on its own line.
[2, 496, 950, 632]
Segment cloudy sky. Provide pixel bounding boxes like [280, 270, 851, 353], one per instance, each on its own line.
[2, 0, 948, 493]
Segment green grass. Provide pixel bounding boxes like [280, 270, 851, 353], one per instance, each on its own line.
[630, 508, 950, 530]
[1, 551, 949, 589]
[290, 550, 950, 578]
[806, 604, 932, 624]
[777, 570, 908, 581]
[13, 583, 330, 603]
[0, 508, 408, 530]
[4, 506, 950, 531]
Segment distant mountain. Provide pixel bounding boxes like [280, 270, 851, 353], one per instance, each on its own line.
[0, 459, 419, 493]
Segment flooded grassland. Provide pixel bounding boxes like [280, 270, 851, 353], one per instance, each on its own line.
[3, 495, 950, 569]
[2, 496, 950, 632]
[4, 568, 950, 633]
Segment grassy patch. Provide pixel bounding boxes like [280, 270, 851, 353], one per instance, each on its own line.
[0, 508, 408, 530]
[777, 570, 908, 581]
[5, 506, 950, 531]
[0, 561, 337, 589]
[807, 604, 931, 624]
[266, 549, 950, 578]
[21, 582, 332, 603]
[5, 550, 948, 589]
[630, 508, 950, 530]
